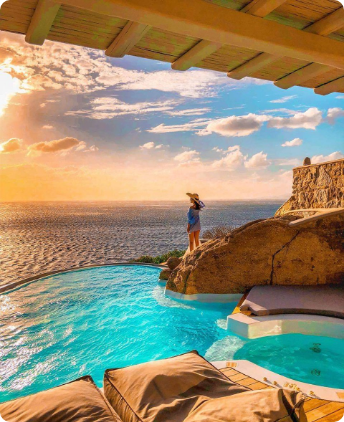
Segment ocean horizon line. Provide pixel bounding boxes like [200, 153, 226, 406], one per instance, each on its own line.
[0, 198, 287, 204]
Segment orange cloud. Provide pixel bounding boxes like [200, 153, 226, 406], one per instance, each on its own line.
[0, 137, 22, 153]
[27, 137, 85, 155]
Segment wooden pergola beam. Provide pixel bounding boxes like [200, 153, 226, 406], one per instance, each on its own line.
[62, 0, 344, 70]
[25, 0, 61, 45]
[274, 63, 332, 89]
[172, 40, 221, 71]
[106, 21, 150, 57]
[228, 5, 344, 80]
[229, 52, 279, 80]
[171, 0, 286, 71]
[314, 76, 344, 95]
[305, 7, 344, 36]
[241, 0, 288, 18]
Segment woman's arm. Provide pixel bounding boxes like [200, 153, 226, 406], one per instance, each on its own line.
[187, 223, 191, 233]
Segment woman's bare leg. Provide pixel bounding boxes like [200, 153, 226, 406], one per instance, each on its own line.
[189, 232, 195, 252]
[194, 231, 200, 248]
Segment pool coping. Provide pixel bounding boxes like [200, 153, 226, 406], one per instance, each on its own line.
[0, 262, 167, 294]
[212, 360, 344, 402]
[227, 312, 344, 339]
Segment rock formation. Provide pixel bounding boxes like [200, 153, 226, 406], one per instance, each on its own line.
[276, 158, 344, 216]
[159, 257, 182, 280]
[159, 269, 172, 280]
[166, 213, 344, 295]
[166, 257, 182, 270]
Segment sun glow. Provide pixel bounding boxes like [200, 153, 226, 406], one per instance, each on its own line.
[0, 71, 19, 116]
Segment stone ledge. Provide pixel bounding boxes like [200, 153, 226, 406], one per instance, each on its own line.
[293, 157, 344, 170]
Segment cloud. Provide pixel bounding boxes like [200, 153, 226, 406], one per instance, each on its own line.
[0, 32, 273, 111]
[263, 108, 298, 115]
[82, 145, 99, 153]
[199, 113, 270, 137]
[67, 97, 178, 119]
[147, 119, 209, 134]
[277, 158, 302, 167]
[327, 108, 344, 124]
[270, 95, 297, 104]
[178, 159, 202, 168]
[268, 107, 322, 130]
[96, 69, 227, 98]
[244, 151, 271, 169]
[174, 150, 200, 162]
[42, 125, 54, 129]
[211, 146, 246, 169]
[213, 145, 241, 154]
[27, 137, 89, 155]
[140, 142, 163, 150]
[311, 151, 344, 164]
[149, 108, 323, 137]
[0, 34, 227, 99]
[0, 138, 22, 153]
[165, 108, 210, 116]
[282, 138, 303, 147]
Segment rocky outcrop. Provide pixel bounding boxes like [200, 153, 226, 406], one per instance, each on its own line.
[166, 257, 182, 270]
[276, 158, 344, 216]
[166, 214, 344, 295]
[159, 269, 172, 280]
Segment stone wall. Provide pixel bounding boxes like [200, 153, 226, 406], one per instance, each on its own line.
[275, 158, 344, 216]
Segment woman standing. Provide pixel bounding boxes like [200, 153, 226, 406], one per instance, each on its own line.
[186, 193, 205, 252]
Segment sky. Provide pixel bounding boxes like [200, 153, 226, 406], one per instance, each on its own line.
[0, 31, 343, 201]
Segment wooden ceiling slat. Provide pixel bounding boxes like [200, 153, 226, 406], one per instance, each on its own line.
[315, 76, 344, 94]
[58, 5, 127, 26]
[301, 68, 344, 88]
[274, 63, 333, 89]
[106, 21, 151, 57]
[198, 44, 258, 72]
[132, 28, 199, 61]
[251, 56, 309, 81]
[229, 3, 344, 89]
[241, 0, 288, 17]
[47, 32, 107, 49]
[25, 0, 61, 45]
[48, 26, 119, 48]
[169, 0, 286, 72]
[53, 10, 125, 36]
[172, 40, 222, 71]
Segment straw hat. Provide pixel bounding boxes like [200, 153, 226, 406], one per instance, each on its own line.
[186, 192, 200, 204]
[186, 192, 205, 208]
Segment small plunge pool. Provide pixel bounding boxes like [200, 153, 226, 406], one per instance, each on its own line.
[0, 265, 343, 401]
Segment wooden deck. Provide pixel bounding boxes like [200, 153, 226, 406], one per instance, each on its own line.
[221, 367, 344, 422]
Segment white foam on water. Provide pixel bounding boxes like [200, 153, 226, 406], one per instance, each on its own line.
[205, 335, 246, 362]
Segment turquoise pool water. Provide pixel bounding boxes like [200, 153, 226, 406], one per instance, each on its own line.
[0, 265, 343, 402]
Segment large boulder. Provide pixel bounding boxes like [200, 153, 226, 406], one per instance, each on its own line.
[159, 269, 172, 281]
[166, 257, 182, 270]
[166, 214, 344, 296]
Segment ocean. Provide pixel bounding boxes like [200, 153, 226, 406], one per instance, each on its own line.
[0, 201, 282, 287]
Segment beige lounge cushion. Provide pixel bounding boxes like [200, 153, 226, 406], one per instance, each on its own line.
[184, 388, 306, 422]
[0, 376, 122, 422]
[104, 350, 248, 422]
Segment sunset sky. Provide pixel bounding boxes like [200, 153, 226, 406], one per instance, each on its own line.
[0, 31, 343, 201]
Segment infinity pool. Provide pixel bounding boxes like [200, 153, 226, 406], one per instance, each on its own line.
[0, 265, 343, 401]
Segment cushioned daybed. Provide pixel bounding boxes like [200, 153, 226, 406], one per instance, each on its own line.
[240, 285, 344, 318]
[0, 351, 306, 422]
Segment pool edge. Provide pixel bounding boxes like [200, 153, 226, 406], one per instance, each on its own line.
[0, 262, 167, 294]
